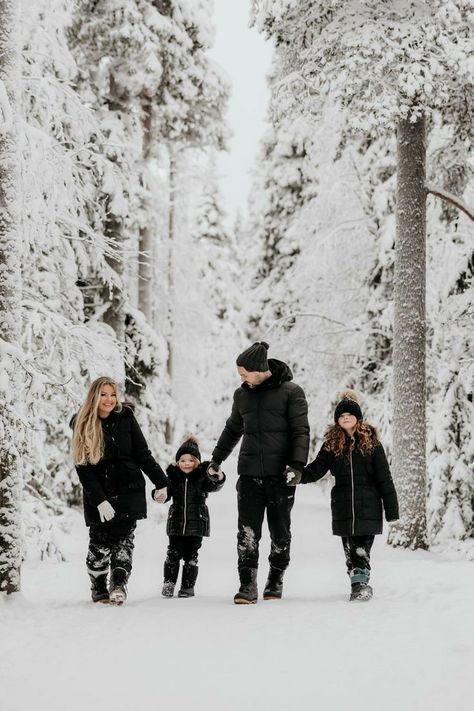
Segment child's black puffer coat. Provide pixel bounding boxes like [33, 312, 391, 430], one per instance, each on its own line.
[302, 428, 399, 536]
[156, 461, 225, 537]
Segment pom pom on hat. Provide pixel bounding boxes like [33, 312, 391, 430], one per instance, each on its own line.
[334, 390, 363, 423]
[236, 341, 270, 373]
[175, 434, 201, 462]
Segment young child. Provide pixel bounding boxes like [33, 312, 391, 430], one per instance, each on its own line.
[71, 377, 167, 605]
[153, 435, 225, 598]
[286, 390, 399, 601]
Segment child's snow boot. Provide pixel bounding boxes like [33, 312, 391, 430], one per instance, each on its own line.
[350, 582, 373, 601]
[263, 567, 284, 600]
[234, 568, 258, 604]
[109, 567, 128, 605]
[178, 562, 198, 598]
[89, 573, 109, 604]
[349, 568, 372, 601]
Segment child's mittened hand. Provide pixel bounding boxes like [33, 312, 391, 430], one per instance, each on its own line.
[154, 487, 167, 503]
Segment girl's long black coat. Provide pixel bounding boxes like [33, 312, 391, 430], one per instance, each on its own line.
[302, 436, 399, 536]
[158, 462, 225, 537]
[73, 407, 167, 526]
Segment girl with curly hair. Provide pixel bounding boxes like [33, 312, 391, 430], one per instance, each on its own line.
[287, 390, 399, 601]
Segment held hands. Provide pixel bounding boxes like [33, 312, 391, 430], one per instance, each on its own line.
[153, 487, 167, 503]
[207, 461, 224, 481]
[97, 500, 115, 522]
[284, 466, 302, 486]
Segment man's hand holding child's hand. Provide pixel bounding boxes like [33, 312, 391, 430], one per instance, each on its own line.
[153, 487, 167, 503]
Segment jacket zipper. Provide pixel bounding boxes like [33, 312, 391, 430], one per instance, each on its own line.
[350, 447, 355, 535]
[257, 395, 264, 477]
[182, 477, 188, 535]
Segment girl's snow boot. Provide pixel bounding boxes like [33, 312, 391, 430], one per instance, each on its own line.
[109, 567, 128, 605]
[178, 563, 198, 597]
[350, 582, 373, 601]
[234, 568, 258, 604]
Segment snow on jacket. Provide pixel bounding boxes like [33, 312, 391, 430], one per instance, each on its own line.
[302, 429, 399, 536]
[154, 461, 225, 537]
[72, 407, 168, 526]
[211, 359, 310, 477]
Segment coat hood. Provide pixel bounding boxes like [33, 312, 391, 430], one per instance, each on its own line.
[242, 358, 293, 391]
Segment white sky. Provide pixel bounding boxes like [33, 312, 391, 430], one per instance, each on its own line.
[210, 1, 274, 225]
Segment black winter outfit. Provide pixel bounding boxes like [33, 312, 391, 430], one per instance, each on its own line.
[157, 461, 225, 588]
[72, 407, 167, 594]
[301, 429, 399, 585]
[212, 359, 309, 582]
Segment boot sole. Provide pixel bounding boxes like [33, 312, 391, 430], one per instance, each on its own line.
[234, 598, 257, 604]
[263, 595, 282, 600]
[92, 598, 110, 604]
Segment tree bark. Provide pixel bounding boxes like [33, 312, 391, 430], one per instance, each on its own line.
[165, 148, 176, 445]
[388, 115, 428, 550]
[138, 99, 154, 321]
[0, 0, 22, 593]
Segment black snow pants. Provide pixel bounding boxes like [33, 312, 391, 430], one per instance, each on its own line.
[236, 475, 295, 574]
[341, 535, 375, 584]
[87, 519, 137, 587]
[164, 535, 202, 587]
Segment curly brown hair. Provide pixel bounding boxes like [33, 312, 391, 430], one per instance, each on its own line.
[323, 421, 379, 458]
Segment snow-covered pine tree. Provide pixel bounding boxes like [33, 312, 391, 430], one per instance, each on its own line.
[150, 1, 230, 443]
[247, 115, 318, 336]
[0, 0, 22, 593]
[252, 0, 473, 549]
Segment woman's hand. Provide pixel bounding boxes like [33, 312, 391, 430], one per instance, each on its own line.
[97, 500, 115, 522]
[154, 487, 167, 503]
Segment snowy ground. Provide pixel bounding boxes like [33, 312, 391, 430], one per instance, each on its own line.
[2, 463, 474, 711]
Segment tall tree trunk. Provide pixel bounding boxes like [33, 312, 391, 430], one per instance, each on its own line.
[138, 99, 153, 322]
[388, 115, 428, 550]
[165, 148, 176, 445]
[0, 0, 23, 593]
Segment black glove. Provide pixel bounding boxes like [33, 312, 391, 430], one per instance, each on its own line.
[207, 461, 222, 479]
[284, 466, 302, 486]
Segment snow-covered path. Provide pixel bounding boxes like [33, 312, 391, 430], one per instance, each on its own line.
[2, 465, 474, 711]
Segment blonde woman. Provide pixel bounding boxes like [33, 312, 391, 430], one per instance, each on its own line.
[71, 376, 167, 605]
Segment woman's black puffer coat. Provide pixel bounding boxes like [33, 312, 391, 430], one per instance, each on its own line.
[157, 461, 225, 537]
[73, 407, 167, 526]
[302, 430, 399, 536]
[212, 359, 309, 477]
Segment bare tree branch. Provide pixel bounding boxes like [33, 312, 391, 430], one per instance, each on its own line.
[426, 185, 474, 222]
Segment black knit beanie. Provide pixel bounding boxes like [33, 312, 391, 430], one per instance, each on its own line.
[236, 341, 270, 372]
[175, 436, 201, 462]
[334, 395, 363, 423]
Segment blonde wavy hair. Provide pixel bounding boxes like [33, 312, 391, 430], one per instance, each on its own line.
[72, 377, 121, 465]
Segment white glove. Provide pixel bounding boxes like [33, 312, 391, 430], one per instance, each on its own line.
[154, 487, 167, 503]
[97, 500, 115, 522]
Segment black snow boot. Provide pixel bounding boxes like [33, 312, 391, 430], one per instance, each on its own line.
[162, 560, 179, 597]
[109, 567, 128, 606]
[90, 573, 109, 603]
[234, 568, 258, 604]
[178, 563, 198, 598]
[350, 582, 373, 602]
[263, 567, 284, 600]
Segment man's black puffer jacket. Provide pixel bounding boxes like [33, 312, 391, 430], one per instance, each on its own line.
[155, 461, 225, 537]
[72, 407, 167, 526]
[212, 359, 310, 478]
